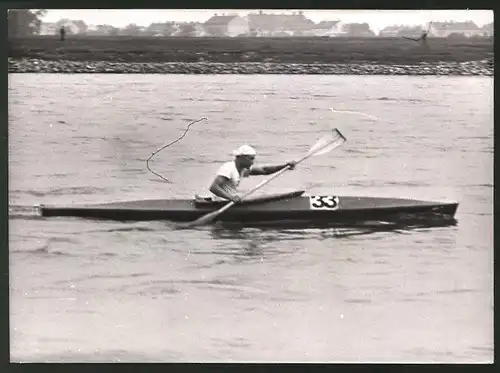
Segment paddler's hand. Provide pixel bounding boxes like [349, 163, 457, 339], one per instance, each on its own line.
[286, 161, 297, 170]
[230, 195, 242, 204]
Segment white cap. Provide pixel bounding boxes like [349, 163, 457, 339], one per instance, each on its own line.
[232, 145, 256, 156]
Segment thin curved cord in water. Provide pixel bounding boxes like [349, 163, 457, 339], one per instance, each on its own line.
[146, 117, 207, 183]
[329, 108, 380, 121]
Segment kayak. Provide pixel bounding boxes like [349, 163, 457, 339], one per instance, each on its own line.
[38, 190, 458, 227]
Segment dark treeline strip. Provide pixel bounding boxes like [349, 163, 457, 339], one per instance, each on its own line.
[8, 35, 494, 65]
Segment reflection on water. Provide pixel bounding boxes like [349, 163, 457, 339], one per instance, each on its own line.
[210, 218, 458, 239]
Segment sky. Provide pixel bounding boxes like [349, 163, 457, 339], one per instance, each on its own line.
[40, 9, 493, 33]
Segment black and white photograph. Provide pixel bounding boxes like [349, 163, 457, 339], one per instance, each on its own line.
[7, 8, 493, 363]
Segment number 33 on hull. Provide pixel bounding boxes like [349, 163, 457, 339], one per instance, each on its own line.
[309, 196, 340, 210]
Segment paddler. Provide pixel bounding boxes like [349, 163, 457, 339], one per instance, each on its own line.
[209, 145, 297, 203]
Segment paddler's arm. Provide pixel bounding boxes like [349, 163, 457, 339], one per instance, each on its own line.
[209, 176, 242, 203]
[249, 161, 297, 176]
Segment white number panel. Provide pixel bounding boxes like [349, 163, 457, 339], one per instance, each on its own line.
[309, 196, 340, 210]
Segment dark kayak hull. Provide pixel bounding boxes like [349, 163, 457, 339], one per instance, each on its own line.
[38, 191, 459, 227]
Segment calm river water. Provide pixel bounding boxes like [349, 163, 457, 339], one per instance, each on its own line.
[8, 74, 493, 363]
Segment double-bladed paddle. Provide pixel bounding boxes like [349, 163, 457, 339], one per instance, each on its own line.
[178, 128, 347, 228]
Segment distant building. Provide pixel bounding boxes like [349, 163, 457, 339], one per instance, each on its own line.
[481, 22, 493, 36]
[146, 22, 175, 36]
[204, 15, 249, 37]
[187, 22, 208, 37]
[379, 25, 423, 37]
[378, 25, 402, 37]
[118, 23, 143, 36]
[310, 20, 346, 37]
[72, 20, 88, 34]
[246, 12, 315, 36]
[85, 24, 118, 36]
[86, 24, 99, 34]
[145, 22, 206, 37]
[341, 23, 376, 37]
[428, 21, 483, 37]
[171, 22, 207, 37]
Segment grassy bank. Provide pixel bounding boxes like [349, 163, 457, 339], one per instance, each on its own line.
[8, 35, 494, 65]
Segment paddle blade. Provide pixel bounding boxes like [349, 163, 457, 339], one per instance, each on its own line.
[307, 129, 347, 157]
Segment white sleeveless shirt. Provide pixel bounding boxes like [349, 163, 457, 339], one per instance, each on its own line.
[208, 161, 250, 199]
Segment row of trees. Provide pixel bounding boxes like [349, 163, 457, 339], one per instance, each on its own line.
[8, 9, 46, 37]
[42, 21, 199, 37]
[104, 22, 198, 37]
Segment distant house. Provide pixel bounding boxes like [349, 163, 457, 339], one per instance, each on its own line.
[481, 22, 493, 36]
[204, 14, 249, 37]
[118, 23, 143, 36]
[341, 23, 376, 37]
[378, 25, 403, 37]
[189, 22, 208, 37]
[145, 22, 181, 37]
[72, 20, 88, 34]
[86, 24, 99, 34]
[428, 21, 482, 37]
[147, 22, 172, 36]
[246, 12, 315, 36]
[172, 22, 207, 37]
[310, 20, 345, 37]
[379, 25, 424, 37]
[86, 24, 119, 36]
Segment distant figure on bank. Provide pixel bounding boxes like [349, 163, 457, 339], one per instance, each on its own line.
[60, 26, 65, 41]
